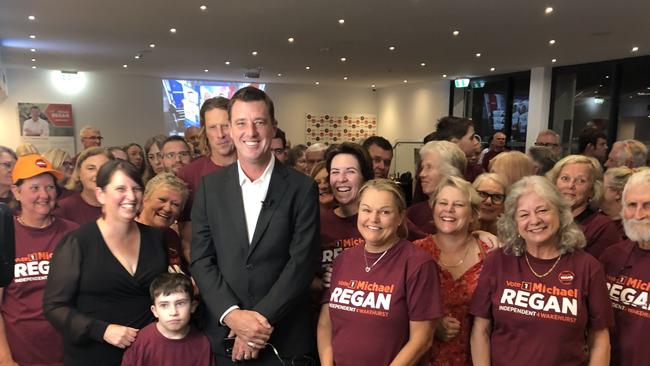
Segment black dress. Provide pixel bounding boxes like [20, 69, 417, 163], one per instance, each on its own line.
[43, 221, 168, 366]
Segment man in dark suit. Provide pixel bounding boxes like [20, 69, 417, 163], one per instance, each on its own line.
[191, 86, 320, 365]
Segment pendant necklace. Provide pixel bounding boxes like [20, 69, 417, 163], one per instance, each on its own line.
[363, 247, 389, 272]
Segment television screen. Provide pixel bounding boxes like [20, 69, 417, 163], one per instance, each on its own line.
[162, 79, 266, 134]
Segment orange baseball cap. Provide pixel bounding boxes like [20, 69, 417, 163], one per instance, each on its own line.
[12, 154, 64, 184]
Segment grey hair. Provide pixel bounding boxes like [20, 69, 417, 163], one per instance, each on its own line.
[79, 125, 100, 138]
[497, 175, 585, 256]
[622, 168, 650, 206]
[419, 140, 467, 177]
[546, 154, 603, 206]
[613, 140, 648, 168]
[143, 172, 189, 209]
[306, 142, 327, 154]
[537, 129, 560, 142]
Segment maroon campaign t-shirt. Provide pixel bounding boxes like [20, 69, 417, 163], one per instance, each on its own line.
[319, 208, 363, 272]
[1, 217, 78, 366]
[53, 191, 102, 225]
[176, 156, 224, 222]
[324, 239, 444, 366]
[576, 208, 622, 259]
[470, 248, 614, 366]
[120, 322, 214, 366]
[406, 201, 436, 235]
[600, 240, 650, 366]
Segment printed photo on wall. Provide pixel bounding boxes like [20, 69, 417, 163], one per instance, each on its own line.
[18, 103, 75, 155]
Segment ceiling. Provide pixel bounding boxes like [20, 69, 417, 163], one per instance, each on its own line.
[0, 0, 648, 88]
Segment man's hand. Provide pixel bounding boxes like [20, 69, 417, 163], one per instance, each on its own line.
[224, 309, 273, 346]
[103, 324, 139, 349]
[228, 330, 260, 362]
[435, 316, 461, 342]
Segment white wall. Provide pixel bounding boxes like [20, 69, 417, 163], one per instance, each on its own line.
[377, 80, 450, 175]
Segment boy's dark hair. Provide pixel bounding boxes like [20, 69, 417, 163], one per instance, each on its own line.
[578, 127, 606, 153]
[433, 116, 474, 142]
[274, 128, 287, 149]
[149, 272, 194, 302]
[362, 135, 392, 152]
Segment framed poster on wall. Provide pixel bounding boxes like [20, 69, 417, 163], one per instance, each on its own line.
[18, 103, 75, 155]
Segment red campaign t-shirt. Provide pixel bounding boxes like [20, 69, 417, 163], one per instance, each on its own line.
[470, 248, 614, 366]
[406, 201, 436, 235]
[120, 322, 214, 366]
[324, 239, 444, 366]
[414, 236, 489, 366]
[176, 156, 224, 222]
[53, 191, 102, 225]
[599, 240, 650, 366]
[1, 217, 79, 365]
[576, 208, 623, 259]
[319, 208, 363, 271]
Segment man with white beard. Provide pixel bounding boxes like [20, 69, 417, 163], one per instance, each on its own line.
[599, 168, 650, 366]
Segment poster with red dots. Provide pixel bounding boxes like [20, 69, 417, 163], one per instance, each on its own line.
[304, 113, 377, 146]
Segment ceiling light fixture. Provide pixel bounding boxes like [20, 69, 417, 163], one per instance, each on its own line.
[343, 76, 348, 80]
[338, 19, 345, 24]
[549, 39, 556, 45]
[371, 84, 376, 88]
[122, 64, 128, 68]
[288, 37, 295, 43]
[149, 43, 156, 48]
[277, 73, 283, 77]
[388, 46, 396, 51]
[204, 69, 209, 72]
[31, 58, 36, 62]
[31, 66, 37, 69]
[340, 57, 347, 62]
[29, 35, 36, 39]
[452, 30, 460, 36]
[490, 67, 495, 72]
[27, 15, 36, 21]
[30, 48, 36, 52]
[545, 7, 554, 14]
[475, 53, 481, 57]
[200, 5, 207, 11]
[251, 51, 258, 56]
[552, 58, 557, 63]
[315, 81, 320, 85]
[305, 66, 311, 70]
[134, 55, 140, 59]
[632, 46, 639, 52]
[420, 62, 426, 67]
[442, 74, 447, 78]
[403, 80, 408, 83]
[169, 28, 177, 33]
[225, 61, 230, 65]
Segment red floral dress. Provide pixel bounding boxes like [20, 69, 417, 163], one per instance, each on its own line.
[413, 236, 488, 366]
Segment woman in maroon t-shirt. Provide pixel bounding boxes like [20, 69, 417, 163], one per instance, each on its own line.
[55, 147, 113, 225]
[136, 172, 189, 273]
[546, 155, 622, 258]
[0, 154, 79, 365]
[470, 175, 613, 366]
[318, 179, 443, 366]
[414, 176, 490, 366]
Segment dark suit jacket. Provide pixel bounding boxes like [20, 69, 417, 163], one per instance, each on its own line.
[190, 160, 320, 359]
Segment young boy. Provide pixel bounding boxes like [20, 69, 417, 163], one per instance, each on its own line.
[121, 273, 214, 366]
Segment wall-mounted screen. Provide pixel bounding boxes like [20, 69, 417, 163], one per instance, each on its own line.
[162, 79, 266, 134]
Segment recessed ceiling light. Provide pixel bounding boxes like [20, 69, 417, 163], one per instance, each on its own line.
[343, 76, 348, 80]
[545, 7, 554, 14]
[315, 81, 320, 85]
[251, 51, 258, 56]
[31, 66, 37, 69]
[340, 57, 347, 62]
[30, 48, 36, 52]
[29, 35, 36, 39]
[388, 46, 396, 51]
[200, 5, 207, 11]
[442, 74, 447, 78]
[647, 87, 650, 90]
[403, 80, 408, 83]
[169, 28, 177, 33]
[122, 64, 128, 68]
[338, 19, 345, 24]
[288, 37, 295, 43]
[475, 53, 481, 57]
[605, 75, 610, 79]
[599, 84, 603, 87]
[149, 43, 156, 48]
[420, 62, 426, 67]
[305, 66, 311, 70]
[490, 67, 495, 72]
[371, 84, 376, 88]
[277, 73, 283, 77]
[27, 15, 36, 21]
[204, 69, 209, 72]
[632, 46, 639, 52]
[31, 58, 36, 62]
[225, 61, 230, 65]
[551, 58, 557, 63]
[595, 91, 599, 94]
[452, 30, 460, 36]
[549, 39, 556, 45]
[134, 55, 140, 60]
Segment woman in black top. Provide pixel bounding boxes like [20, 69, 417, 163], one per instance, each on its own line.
[44, 160, 167, 366]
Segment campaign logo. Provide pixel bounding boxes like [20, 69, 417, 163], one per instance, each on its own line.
[617, 276, 628, 284]
[35, 159, 48, 168]
[558, 271, 575, 285]
[522, 281, 532, 291]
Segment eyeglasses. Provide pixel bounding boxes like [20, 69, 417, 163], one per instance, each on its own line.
[83, 136, 104, 141]
[477, 190, 505, 204]
[164, 151, 191, 159]
[534, 142, 559, 148]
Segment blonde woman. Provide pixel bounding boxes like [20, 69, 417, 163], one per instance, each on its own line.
[547, 155, 622, 258]
[42, 148, 74, 197]
[488, 150, 536, 188]
[471, 176, 613, 366]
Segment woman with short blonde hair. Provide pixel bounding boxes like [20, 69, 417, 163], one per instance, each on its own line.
[546, 154, 621, 258]
[488, 150, 536, 188]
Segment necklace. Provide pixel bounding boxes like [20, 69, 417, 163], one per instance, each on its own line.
[17, 215, 53, 229]
[525, 252, 562, 278]
[437, 237, 472, 268]
[363, 247, 390, 272]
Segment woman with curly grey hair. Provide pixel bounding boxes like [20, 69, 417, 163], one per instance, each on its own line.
[546, 154, 622, 258]
[470, 176, 613, 366]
